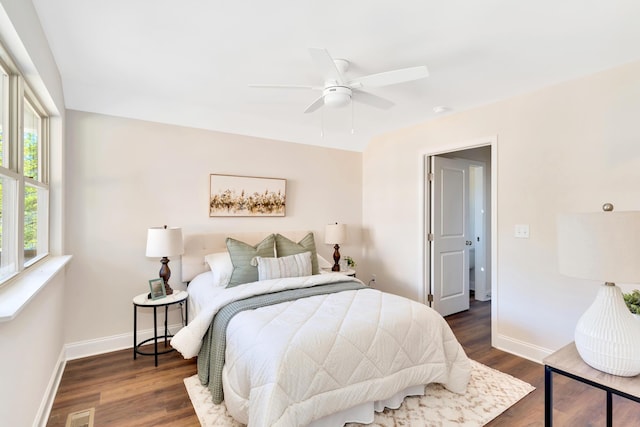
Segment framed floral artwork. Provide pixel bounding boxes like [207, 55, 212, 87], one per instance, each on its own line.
[209, 174, 286, 217]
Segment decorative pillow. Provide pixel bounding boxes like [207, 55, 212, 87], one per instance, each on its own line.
[274, 232, 319, 274]
[226, 234, 275, 287]
[317, 253, 333, 269]
[204, 251, 234, 287]
[255, 251, 312, 281]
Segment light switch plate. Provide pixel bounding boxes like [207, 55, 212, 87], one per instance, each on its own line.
[515, 224, 530, 238]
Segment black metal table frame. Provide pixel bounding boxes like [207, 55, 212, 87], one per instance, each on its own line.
[133, 297, 187, 366]
[545, 364, 640, 426]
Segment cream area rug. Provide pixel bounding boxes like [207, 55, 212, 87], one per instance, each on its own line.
[184, 360, 535, 427]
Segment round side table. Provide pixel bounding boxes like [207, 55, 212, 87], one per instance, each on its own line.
[132, 290, 188, 366]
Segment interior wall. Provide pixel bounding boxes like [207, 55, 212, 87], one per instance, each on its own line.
[64, 110, 363, 347]
[0, 1, 67, 426]
[362, 60, 640, 362]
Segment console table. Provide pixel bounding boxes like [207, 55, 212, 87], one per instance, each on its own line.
[543, 342, 640, 426]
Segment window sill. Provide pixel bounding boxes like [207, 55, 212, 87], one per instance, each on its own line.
[0, 255, 72, 322]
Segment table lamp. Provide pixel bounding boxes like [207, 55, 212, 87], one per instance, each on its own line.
[557, 203, 640, 376]
[146, 225, 184, 295]
[325, 223, 346, 271]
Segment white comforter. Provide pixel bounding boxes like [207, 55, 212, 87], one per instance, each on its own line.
[172, 274, 471, 427]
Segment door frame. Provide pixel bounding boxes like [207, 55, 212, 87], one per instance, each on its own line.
[420, 136, 498, 341]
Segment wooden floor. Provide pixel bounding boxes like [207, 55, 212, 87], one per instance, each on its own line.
[47, 298, 640, 426]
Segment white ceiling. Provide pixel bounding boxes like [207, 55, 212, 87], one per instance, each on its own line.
[32, 0, 640, 152]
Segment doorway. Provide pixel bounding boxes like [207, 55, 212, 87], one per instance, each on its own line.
[425, 144, 493, 317]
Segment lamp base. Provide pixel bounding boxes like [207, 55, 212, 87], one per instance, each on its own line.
[159, 257, 174, 295]
[575, 283, 640, 377]
[332, 244, 341, 272]
[163, 282, 174, 296]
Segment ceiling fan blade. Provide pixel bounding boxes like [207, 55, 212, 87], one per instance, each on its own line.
[249, 84, 318, 90]
[352, 90, 395, 110]
[308, 48, 345, 85]
[303, 95, 325, 114]
[349, 65, 429, 89]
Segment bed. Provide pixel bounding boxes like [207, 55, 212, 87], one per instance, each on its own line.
[171, 231, 471, 427]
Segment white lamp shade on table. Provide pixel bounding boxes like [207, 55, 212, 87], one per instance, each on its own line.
[557, 208, 640, 376]
[558, 211, 640, 283]
[146, 226, 184, 258]
[324, 223, 346, 245]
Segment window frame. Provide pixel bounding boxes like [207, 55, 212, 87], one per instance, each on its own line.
[0, 44, 50, 286]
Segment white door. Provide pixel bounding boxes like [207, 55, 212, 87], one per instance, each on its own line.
[430, 156, 470, 316]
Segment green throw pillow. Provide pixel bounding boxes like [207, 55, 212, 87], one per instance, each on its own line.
[274, 232, 319, 275]
[226, 234, 275, 287]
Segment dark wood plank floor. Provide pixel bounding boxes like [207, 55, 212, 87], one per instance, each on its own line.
[47, 298, 640, 426]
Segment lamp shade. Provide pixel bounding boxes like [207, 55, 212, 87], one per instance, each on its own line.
[325, 223, 346, 245]
[146, 226, 184, 258]
[557, 211, 640, 284]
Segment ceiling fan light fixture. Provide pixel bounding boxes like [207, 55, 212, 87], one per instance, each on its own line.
[323, 86, 352, 108]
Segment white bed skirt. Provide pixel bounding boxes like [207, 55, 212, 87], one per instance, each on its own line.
[307, 384, 425, 427]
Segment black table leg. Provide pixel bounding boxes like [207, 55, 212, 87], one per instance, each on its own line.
[153, 306, 158, 367]
[545, 365, 553, 427]
[606, 390, 612, 427]
[133, 305, 137, 360]
[164, 305, 169, 347]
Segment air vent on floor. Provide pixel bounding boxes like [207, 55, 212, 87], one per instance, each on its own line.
[65, 408, 94, 427]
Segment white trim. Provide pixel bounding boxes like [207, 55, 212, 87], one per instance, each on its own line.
[35, 347, 66, 427]
[64, 322, 186, 361]
[418, 136, 498, 330]
[493, 333, 553, 364]
[489, 141, 499, 353]
[0, 255, 72, 322]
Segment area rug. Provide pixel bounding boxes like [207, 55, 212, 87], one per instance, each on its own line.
[184, 360, 535, 426]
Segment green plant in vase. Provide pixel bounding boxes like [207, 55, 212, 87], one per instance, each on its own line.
[344, 256, 357, 269]
[623, 289, 640, 315]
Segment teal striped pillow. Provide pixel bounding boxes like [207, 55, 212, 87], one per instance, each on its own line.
[255, 251, 312, 280]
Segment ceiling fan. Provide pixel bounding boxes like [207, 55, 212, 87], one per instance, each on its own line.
[249, 48, 429, 114]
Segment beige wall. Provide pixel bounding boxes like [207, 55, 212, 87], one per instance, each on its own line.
[64, 110, 363, 347]
[0, 1, 67, 426]
[362, 60, 640, 361]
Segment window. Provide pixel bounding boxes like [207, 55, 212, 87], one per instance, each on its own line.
[0, 53, 50, 284]
[23, 97, 48, 265]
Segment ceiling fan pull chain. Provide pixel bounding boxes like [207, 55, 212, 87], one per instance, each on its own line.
[320, 107, 325, 138]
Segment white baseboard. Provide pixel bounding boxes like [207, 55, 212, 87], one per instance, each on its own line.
[493, 333, 553, 364]
[35, 347, 66, 427]
[65, 322, 185, 360]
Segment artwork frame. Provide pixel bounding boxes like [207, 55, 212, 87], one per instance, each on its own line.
[148, 278, 166, 300]
[209, 174, 286, 217]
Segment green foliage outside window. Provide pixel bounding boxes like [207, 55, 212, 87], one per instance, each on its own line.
[24, 130, 38, 180]
[23, 131, 38, 252]
[0, 132, 40, 255]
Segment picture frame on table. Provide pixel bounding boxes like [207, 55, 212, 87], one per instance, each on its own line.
[209, 174, 286, 217]
[148, 278, 166, 300]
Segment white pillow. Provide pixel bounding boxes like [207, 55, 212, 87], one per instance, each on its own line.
[317, 254, 333, 269]
[255, 251, 312, 281]
[204, 251, 234, 287]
